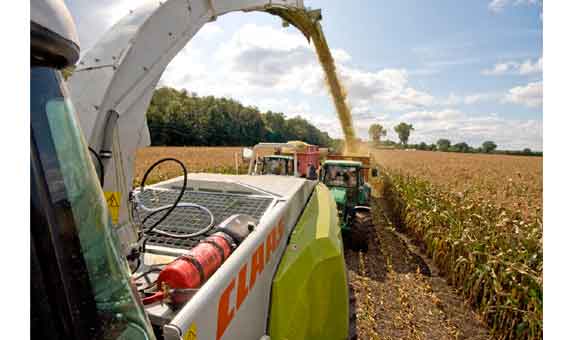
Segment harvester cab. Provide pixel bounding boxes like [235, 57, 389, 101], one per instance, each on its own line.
[31, 0, 155, 339]
[321, 155, 377, 251]
[32, 1, 353, 340]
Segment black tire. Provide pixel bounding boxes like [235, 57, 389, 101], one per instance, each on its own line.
[348, 210, 372, 252]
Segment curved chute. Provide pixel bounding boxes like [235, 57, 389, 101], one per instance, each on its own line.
[68, 0, 310, 227]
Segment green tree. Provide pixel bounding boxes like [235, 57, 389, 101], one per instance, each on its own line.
[368, 124, 386, 143]
[145, 86, 334, 147]
[394, 122, 414, 146]
[436, 139, 451, 152]
[482, 141, 497, 153]
[453, 142, 471, 153]
[381, 139, 397, 147]
[262, 111, 286, 142]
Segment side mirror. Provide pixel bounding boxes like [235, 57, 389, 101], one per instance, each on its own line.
[371, 168, 379, 177]
[242, 148, 254, 160]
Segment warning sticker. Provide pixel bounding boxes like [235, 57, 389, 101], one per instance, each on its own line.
[183, 323, 197, 340]
[104, 191, 121, 225]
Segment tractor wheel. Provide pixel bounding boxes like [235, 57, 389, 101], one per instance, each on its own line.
[349, 210, 372, 252]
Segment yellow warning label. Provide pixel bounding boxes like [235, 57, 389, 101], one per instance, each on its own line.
[104, 192, 121, 225]
[183, 323, 197, 340]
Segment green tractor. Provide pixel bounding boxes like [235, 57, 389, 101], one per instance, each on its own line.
[321, 156, 377, 251]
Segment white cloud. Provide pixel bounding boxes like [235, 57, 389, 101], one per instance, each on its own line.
[518, 57, 543, 75]
[482, 57, 542, 76]
[199, 23, 223, 37]
[164, 23, 436, 112]
[96, 0, 150, 30]
[400, 109, 463, 122]
[504, 81, 543, 108]
[443, 92, 499, 105]
[488, 0, 541, 13]
[336, 68, 434, 111]
[463, 93, 493, 104]
[488, 0, 510, 13]
[482, 62, 516, 76]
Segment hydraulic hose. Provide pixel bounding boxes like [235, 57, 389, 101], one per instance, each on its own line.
[141, 203, 214, 238]
[139, 158, 188, 236]
[88, 146, 104, 186]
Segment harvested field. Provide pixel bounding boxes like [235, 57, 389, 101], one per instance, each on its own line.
[346, 197, 492, 340]
[133, 147, 246, 185]
[371, 149, 542, 224]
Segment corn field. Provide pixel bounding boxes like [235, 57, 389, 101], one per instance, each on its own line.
[371, 150, 542, 225]
[381, 170, 542, 339]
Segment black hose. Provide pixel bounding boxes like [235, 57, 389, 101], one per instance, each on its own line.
[88, 146, 105, 186]
[134, 267, 163, 292]
[130, 257, 141, 274]
[133, 267, 163, 282]
[139, 157, 188, 236]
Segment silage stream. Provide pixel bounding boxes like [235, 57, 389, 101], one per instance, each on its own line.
[269, 8, 358, 154]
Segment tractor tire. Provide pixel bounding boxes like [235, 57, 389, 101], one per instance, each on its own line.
[348, 210, 372, 252]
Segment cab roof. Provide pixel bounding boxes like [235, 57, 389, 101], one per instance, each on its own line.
[323, 160, 363, 167]
[264, 155, 294, 160]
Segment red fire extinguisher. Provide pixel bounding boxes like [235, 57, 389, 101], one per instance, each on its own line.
[142, 214, 255, 305]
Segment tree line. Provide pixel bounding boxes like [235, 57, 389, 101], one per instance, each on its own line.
[368, 122, 541, 156]
[147, 87, 336, 148]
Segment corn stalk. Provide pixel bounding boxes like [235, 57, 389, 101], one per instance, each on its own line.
[382, 170, 542, 340]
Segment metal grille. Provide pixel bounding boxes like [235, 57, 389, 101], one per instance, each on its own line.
[137, 189, 273, 249]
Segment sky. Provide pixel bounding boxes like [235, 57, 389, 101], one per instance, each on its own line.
[65, 0, 543, 150]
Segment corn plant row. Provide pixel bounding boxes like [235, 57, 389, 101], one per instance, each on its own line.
[382, 170, 542, 340]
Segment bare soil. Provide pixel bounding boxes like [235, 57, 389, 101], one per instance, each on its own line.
[346, 197, 493, 340]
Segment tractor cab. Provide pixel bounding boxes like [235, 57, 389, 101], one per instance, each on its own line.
[260, 155, 295, 176]
[322, 160, 370, 210]
[321, 159, 373, 251]
[247, 141, 322, 179]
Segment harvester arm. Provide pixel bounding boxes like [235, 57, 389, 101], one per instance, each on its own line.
[68, 0, 305, 228]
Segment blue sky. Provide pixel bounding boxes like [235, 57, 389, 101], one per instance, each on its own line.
[66, 0, 542, 150]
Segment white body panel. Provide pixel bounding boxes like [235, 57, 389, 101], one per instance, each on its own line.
[143, 174, 316, 340]
[68, 0, 305, 228]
